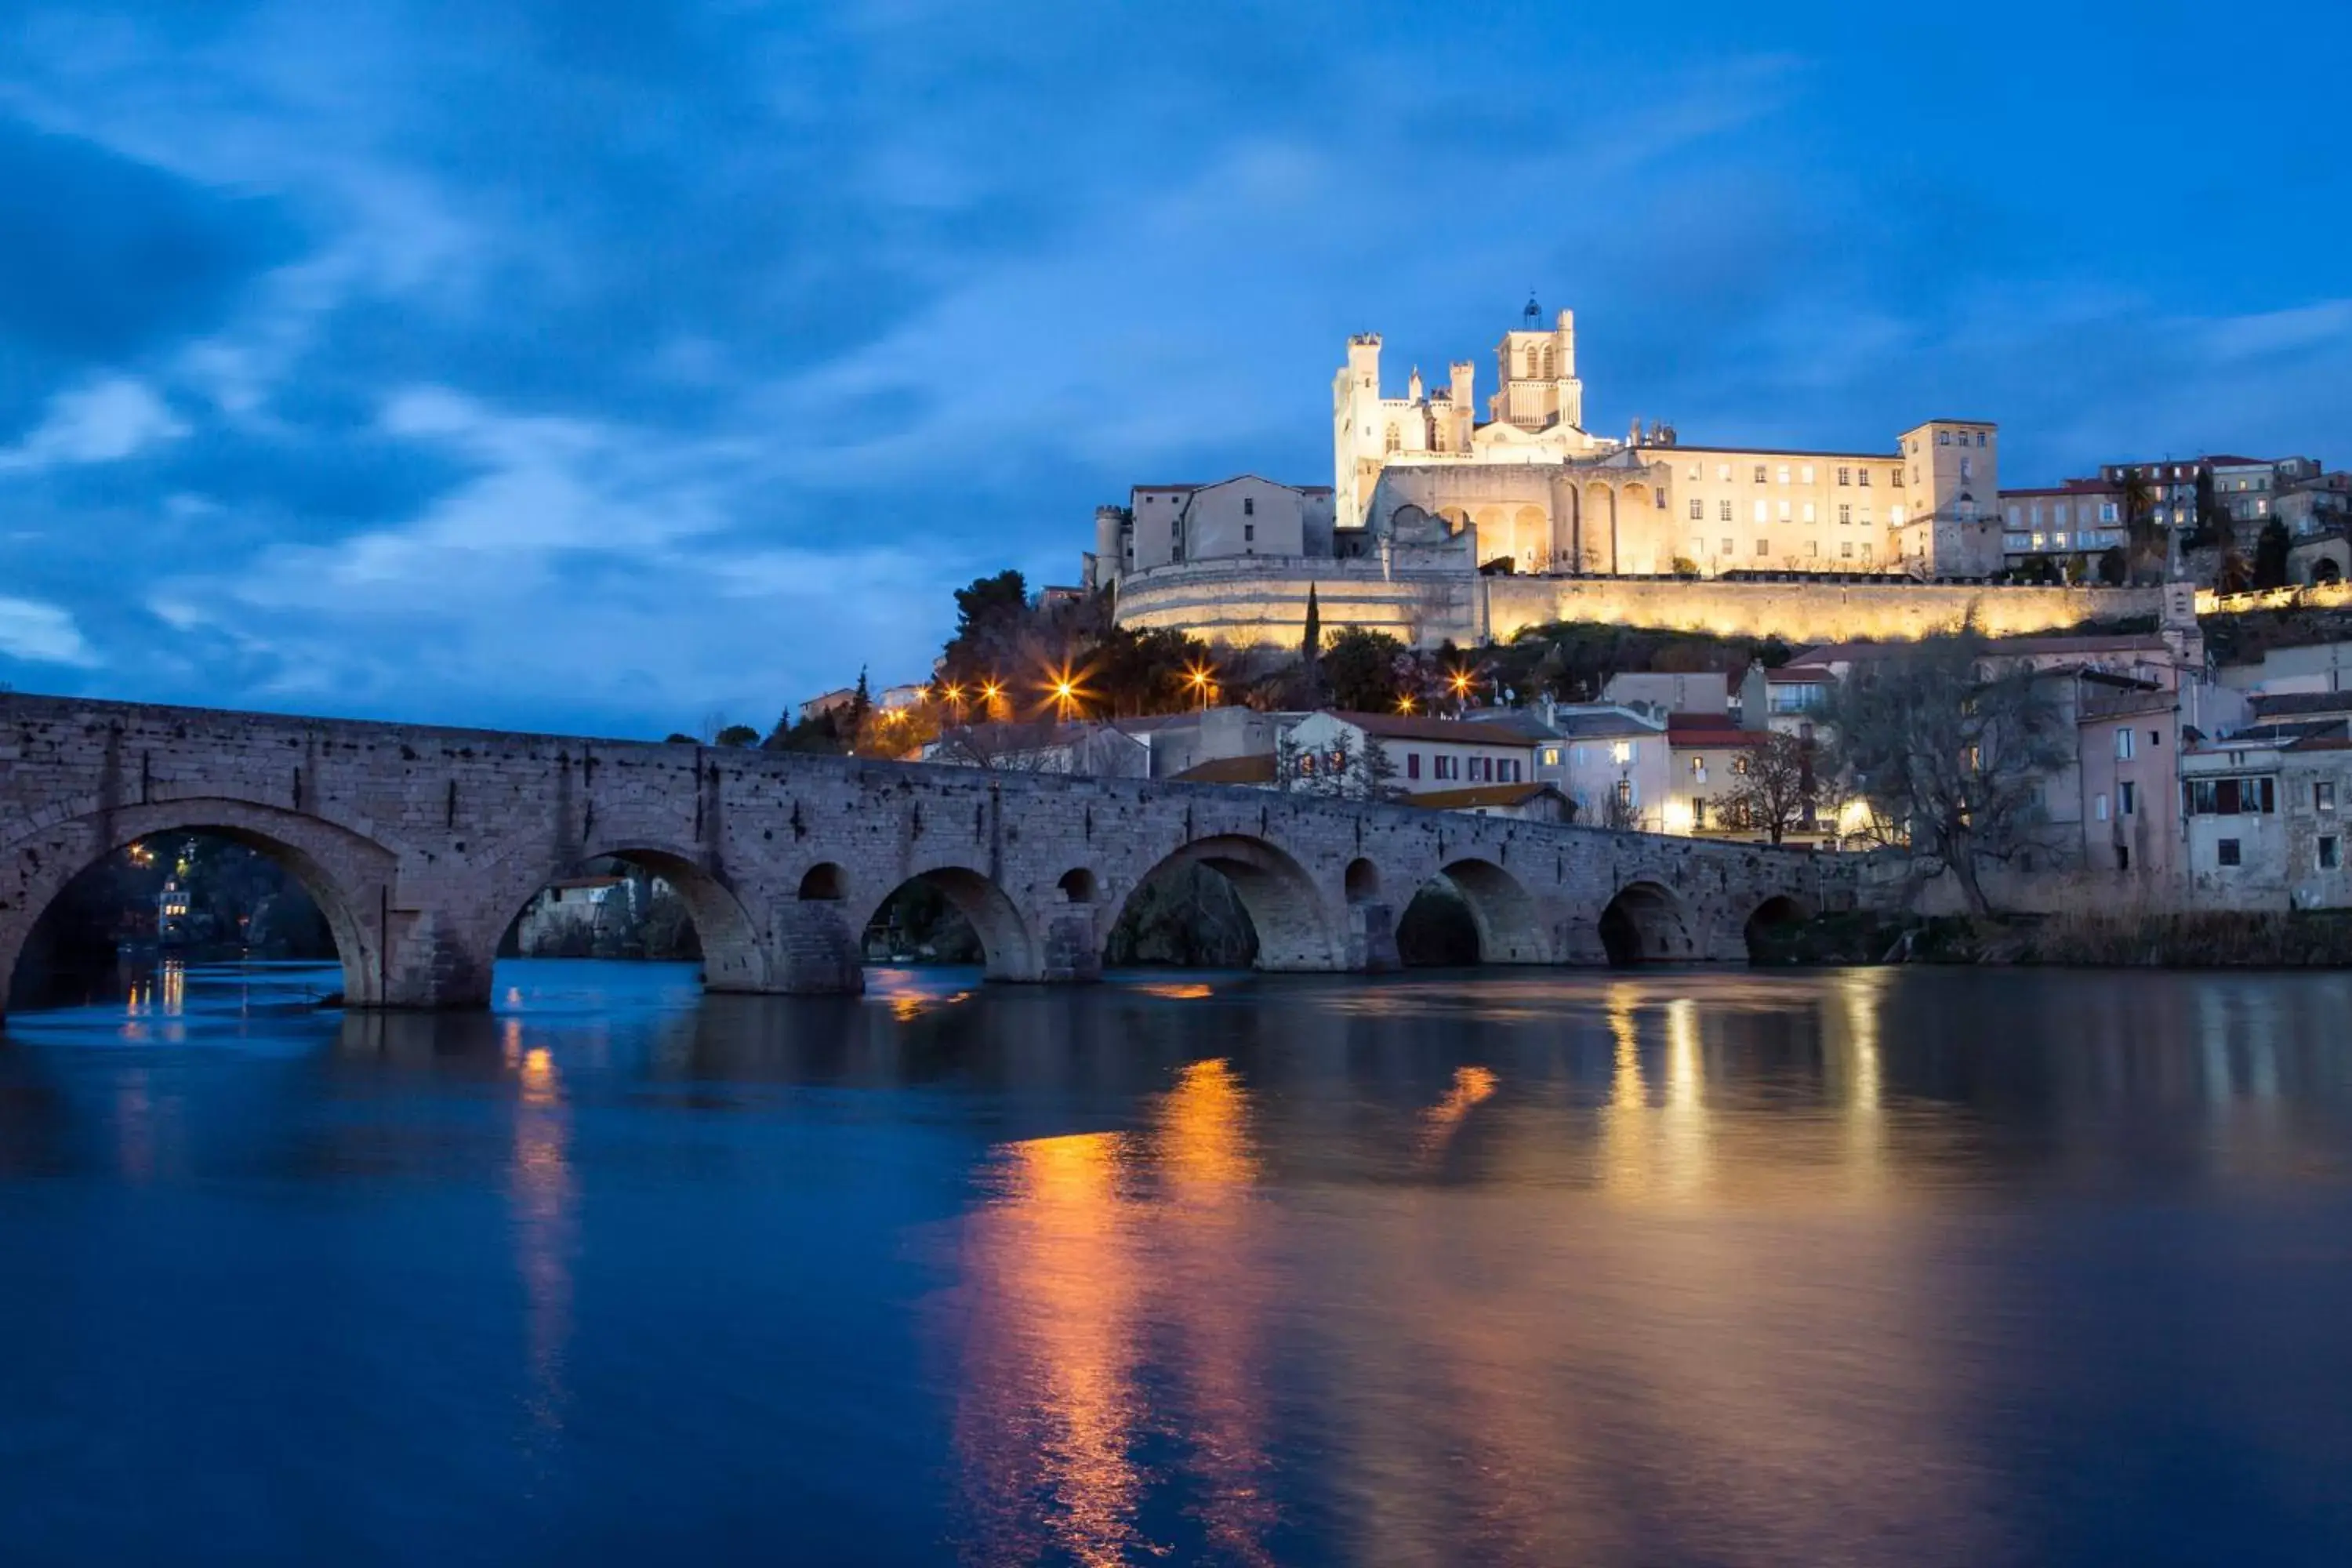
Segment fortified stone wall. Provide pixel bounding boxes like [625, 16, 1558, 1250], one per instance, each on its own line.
[0, 692, 1849, 1019]
[1485, 576, 2161, 645]
[1115, 557, 2161, 649]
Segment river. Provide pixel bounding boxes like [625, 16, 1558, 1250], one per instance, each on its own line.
[2, 959, 2350, 1565]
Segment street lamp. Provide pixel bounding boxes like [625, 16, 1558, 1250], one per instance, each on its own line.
[1184, 662, 1216, 712]
[1448, 670, 1472, 715]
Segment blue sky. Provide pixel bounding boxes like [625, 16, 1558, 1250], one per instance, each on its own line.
[2, 1, 2347, 736]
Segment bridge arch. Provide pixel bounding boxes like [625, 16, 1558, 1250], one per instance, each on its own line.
[1598, 880, 1697, 966]
[1742, 892, 1810, 962]
[1432, 857, 1552, 964]
[1111, 834, 1338, 971]
[0, 797, 395, 1018]
[858, 864, 1042, 982]
[482, 840, 773, 994]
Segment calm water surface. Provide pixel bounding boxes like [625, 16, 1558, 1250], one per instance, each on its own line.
[3, 959, 2351, 1565]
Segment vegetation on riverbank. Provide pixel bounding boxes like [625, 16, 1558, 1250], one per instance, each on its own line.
[1755, 908, 2352, 969]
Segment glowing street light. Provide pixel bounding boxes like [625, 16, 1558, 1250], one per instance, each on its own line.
[1396, 694, 1416, 714]
[1184, 662, 1217, 712]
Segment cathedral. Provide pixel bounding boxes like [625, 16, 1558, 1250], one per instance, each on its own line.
[1329, 296, 2003, 580]
[1084, 298, 2050, 652]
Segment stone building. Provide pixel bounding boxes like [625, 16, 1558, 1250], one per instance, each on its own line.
[1330, 296, 2002, 579]
[1998, 479, 2127, 572]
[1087, 475, 1334, 587]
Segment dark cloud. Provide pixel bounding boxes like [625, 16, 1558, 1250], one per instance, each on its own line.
[0, 118, 298, 387]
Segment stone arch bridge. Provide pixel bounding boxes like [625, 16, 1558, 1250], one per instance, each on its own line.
[0, 694, 1853, 1022]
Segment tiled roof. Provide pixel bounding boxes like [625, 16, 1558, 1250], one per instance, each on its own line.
[1170, 753, 1277, 784]
[1322, 710, 1548, 745]
[2250, 691, 2352, 719]
[1548, 711, 1664, 739]
[1400, 782, 1566, 811]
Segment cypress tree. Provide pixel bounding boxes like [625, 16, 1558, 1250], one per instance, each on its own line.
[1301, 584, 1323, 669]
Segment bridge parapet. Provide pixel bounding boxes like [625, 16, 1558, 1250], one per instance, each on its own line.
[0, 692, 1849, 1021]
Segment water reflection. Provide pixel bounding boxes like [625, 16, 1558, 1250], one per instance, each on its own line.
[4, 962, 2352, 1565]
[507, 1018, 576, 1447]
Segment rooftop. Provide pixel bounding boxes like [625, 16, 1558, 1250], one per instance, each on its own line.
[1169, 753, 1277, 785]
[1399, 782, 1567, 811]
[1322, 710, 1551, 745]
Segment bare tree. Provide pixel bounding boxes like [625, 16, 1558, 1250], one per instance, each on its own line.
[1820, 626, 2070, 913]
[1719, 732, 1817, 844]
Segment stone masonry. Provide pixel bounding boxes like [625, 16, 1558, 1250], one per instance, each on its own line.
[0, 693, 1853, 1022]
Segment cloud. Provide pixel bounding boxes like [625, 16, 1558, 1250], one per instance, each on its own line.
[0, 597, 100, 666]
[0, 116, 296, 379]
[0, 375, 188, 470]
[0, 0, 2347, 736]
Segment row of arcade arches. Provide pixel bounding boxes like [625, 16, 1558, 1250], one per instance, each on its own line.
[4, 810, 1810, 1015]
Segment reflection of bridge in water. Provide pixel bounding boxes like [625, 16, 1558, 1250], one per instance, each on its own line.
[0, 692, 1849, 1020]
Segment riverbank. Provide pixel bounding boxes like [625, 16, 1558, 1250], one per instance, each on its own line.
[1756, 908, 2352, 967]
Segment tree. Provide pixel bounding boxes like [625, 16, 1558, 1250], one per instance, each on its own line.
[2254, 518, 2292, 590]
[713, 724, 760, 748]
[939, 569, 1035, 688]
[2097, 546, 2128, 586]
[1719, 732, 1816, 845]
[1820, 625, 2071, 914]
[1301, 583, 1322, 671]
[2192, 468, 2231, 547]
[1322, 627, 1406, 711]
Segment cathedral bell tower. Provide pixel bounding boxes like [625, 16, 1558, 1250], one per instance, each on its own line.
[1490, 296, 1584, 434]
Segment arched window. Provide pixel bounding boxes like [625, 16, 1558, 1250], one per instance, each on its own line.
[1384, 423, 1401, 454]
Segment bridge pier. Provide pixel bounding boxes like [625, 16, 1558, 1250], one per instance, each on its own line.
[1344, 900, 1401, 973]
[771, 900, 865, 996]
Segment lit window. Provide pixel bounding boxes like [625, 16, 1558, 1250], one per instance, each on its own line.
[1892, 505, 1907, 527]
[1541, 747, 1559, 766]
[1754, 500, 1768, 524]
[1612, 740, 1633, 764]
